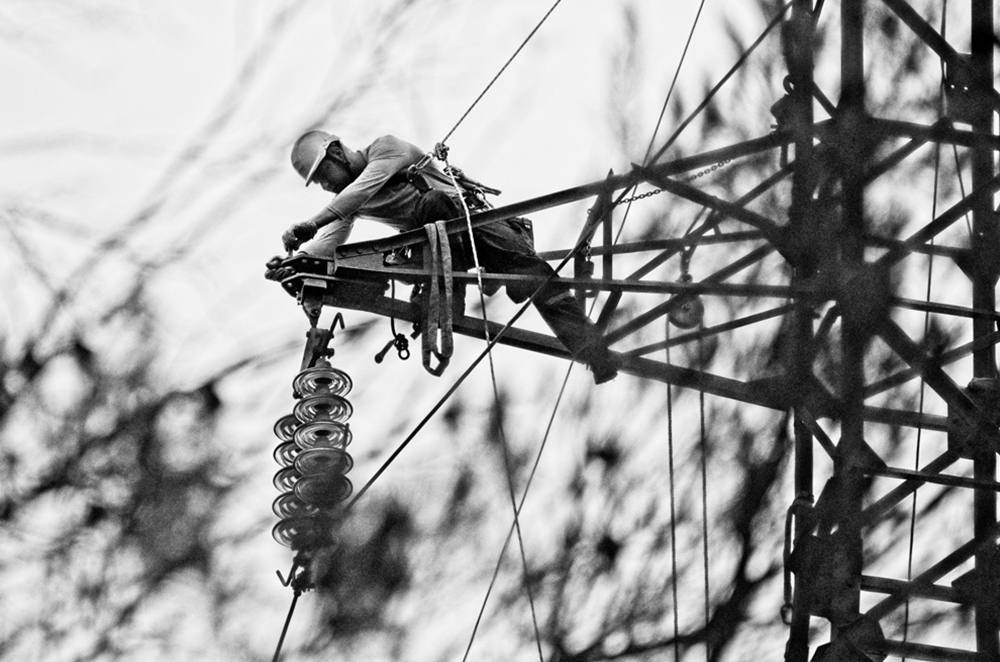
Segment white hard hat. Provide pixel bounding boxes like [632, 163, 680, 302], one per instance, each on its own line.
[291, 130, 340, 186]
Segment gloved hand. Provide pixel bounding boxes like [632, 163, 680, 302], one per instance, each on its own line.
[282, 219, 318, 252]
[264, 255, 295, 281]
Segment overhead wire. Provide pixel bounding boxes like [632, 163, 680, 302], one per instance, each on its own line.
[271, 588, 302, 662]
[460, 365, 576, 662]
[445, 165, 546, 660]
[698, 333, 711, 660]
[439, 0, 564, 147]
[665, 322, 682, 661]
[646, 0, 794, 167]
[641, 0, 708, 167]
[343, 0, 566, 539]
[627, 3, 805, 653]
[428, 4, 578, 650]
[634, 12, 718, 653]
[904, 1, 947, 650]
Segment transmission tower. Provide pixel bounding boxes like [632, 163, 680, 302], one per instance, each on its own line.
[272, 1, 1000, 659]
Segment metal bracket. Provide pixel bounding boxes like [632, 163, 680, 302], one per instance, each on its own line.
[299, 312, 346, 372]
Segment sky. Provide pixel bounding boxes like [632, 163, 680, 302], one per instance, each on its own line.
[5, 1, 985, 660]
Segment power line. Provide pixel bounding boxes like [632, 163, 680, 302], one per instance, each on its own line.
[647, 0, 793, 166]
[439, 0, 564, 146]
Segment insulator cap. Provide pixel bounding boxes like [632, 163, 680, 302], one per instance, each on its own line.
[272, 516, 319, 548]
[273, 414, 300, 442]
[294, 420, 352, 450]
[294, 366, 353, 397]
[294, 474, 353, 509]
[293, 394, 353, 423]
[295, 447, 354, 476]
[273, 466, 301, 492]
[273, 441, 300, 467]
[272, 491, 319, 519]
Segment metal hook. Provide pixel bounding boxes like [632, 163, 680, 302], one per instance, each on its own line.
[433, 142, 450, 162]
[395, 334, 411, 360]
[374, 334, 410, 363]
[680, 245, 695, 277]
[275, 560, 300, 587]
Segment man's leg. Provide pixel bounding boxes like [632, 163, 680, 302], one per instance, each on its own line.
[471, 219, 617, 384]
[414, 191, 468, 316]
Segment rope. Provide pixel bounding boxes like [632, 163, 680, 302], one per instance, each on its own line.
[421, 221, 454, 376]
[440, 0, 564, 147]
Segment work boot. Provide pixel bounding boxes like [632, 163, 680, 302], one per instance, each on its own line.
[581, 344, 619, 385]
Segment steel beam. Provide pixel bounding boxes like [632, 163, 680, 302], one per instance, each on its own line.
[969, 0, 1000, 656]
[786, 0, 818, 655]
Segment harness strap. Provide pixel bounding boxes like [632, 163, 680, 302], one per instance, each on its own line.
[421, 221, 454, 376]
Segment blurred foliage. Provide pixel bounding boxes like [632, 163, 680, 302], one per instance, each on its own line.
[0, 0, 987, 660]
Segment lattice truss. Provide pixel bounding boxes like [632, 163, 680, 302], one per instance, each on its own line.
[273, 1, 1000, 660]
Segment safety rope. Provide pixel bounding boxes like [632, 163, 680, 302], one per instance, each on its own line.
[439, 0, 563, 147]
[421, 221, 455, 376]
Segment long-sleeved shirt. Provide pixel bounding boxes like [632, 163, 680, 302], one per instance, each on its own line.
[300, 135, 461, 259]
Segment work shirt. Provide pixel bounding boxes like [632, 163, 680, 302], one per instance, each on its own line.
[302, 135, 460, 259]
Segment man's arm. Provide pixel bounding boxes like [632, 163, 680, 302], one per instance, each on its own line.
[283, 206, 355, 256]
[268, 210, 353, 281]
[281, 136, 418, 253]
[323, 137, 415, 219]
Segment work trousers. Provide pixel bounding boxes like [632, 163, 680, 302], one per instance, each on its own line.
[414, 190, 602, 360]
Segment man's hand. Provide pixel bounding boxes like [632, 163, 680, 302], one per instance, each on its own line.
[264, 255, 295, 281]
[282, 219, 318, 252]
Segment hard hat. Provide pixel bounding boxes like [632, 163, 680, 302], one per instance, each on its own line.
[291, 131, 340, 186]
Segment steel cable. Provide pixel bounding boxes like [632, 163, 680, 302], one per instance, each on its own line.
[439, 0, 564, 147]
[904, 2, 947, 652]
[647, 0, 794, 167]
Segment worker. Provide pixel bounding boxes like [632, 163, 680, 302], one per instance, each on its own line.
[266, 131, 617, 384]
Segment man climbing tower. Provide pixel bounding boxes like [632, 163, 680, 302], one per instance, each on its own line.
[266, 131, 617, 385]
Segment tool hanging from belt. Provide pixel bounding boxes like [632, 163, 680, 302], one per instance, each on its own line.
[421, 221, 454, 376]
